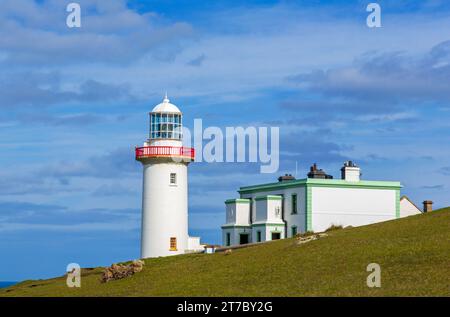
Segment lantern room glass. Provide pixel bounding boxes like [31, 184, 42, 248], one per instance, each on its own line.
[150, 113, 182, 140]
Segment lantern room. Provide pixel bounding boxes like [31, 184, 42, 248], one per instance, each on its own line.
[149, 94, 182, 140]
[136, 94, 195, 162]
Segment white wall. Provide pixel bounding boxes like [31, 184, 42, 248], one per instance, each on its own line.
[236, 203, 251, 225]
[149, 139, 183, 147]
[283, 187, 306, 236]
[222, 228, 233, 246]
[311, 187, 397, 232]
[255, 200, 268, 222]
[400, 198, 422, 217]
[252, 225, 284, 243]
[225, 204, 235, 224]
[267, 199, 283, 222]
[225, 202, 250, 226]
[254, 198, 283, 224]
[187, 236, 203, 251]
[251, 226, 265, 242]
[141, 162, 188, 258]
[265, 225, 284, 241]
[222, 227, 252, 246]
[241, 187, 306, 235]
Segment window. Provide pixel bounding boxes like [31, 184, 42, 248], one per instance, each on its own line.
[291, 226, 298, 237]
[169, 237, 177, 251]
[170, 173, 177, 185]
[226, 233, 231, 246]
[149, 113, 182, 140]
[257, 231, 262, 242]
[291, 194, 297, 214]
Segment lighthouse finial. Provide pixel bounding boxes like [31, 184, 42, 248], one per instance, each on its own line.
[163, 91, 169, 103]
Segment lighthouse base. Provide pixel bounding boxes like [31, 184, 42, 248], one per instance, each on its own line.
[187, 236, 204, 253]
[141, 236, 204, 258]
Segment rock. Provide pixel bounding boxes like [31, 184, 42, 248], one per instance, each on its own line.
[101, 260, 145, 283]
[130, 260, 145, 273]
[295, 233, 328, 245]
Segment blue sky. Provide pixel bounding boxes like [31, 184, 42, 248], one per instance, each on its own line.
[0, 0, 449, 281]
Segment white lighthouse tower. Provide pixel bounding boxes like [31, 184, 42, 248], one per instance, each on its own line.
[136, 94, 199, 258]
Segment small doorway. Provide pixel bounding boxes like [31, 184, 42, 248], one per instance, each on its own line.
[291, 226, 298, 237]
[226, 233, 231, 246]
[239, 233, 249, 245]
[271, 232, 281, 240]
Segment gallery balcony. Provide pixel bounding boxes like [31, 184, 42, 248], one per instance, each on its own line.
[135, 146, 195, 162]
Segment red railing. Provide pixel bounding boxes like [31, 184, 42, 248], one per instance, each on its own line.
[135, 146, 195, 160]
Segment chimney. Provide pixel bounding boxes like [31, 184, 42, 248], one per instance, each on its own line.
[341, 160, 361, 182]
[278, 174, 295, 182]
[307, 163, 333, 179]
[423, 200, 433, 213]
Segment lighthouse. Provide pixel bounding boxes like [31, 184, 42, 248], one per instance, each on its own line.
[136, 94, 200, 258]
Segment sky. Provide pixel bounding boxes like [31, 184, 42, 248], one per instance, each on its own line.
[0, 0, 449, 281]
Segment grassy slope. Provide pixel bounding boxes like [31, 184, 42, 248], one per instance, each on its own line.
[2, 208, 449, 297]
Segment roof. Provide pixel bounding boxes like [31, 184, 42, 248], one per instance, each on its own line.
[225, 198, 251, 204]
[239, 178, 402, 194]
[255, 195, 283, 201]
[151, 94, 181, 113]
[204, 244, 221, 248]
[401, 195, 423, 212]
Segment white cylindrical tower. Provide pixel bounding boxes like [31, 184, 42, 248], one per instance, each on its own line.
[136, 94, 194, 258]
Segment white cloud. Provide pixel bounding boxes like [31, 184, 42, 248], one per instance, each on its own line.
[0, 0, 193, 66]
[356, 112, 418, 122]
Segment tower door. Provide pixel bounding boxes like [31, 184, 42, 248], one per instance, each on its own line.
[271, 232, 281, 240]
[239, 234, 249, 245]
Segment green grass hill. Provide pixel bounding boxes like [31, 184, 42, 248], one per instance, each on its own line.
[2, 207, 449, 297]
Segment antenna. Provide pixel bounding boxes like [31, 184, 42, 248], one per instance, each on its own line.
[295, 161, 298, 178]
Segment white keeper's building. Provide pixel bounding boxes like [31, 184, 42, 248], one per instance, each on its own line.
[222, 161, 405, 246]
